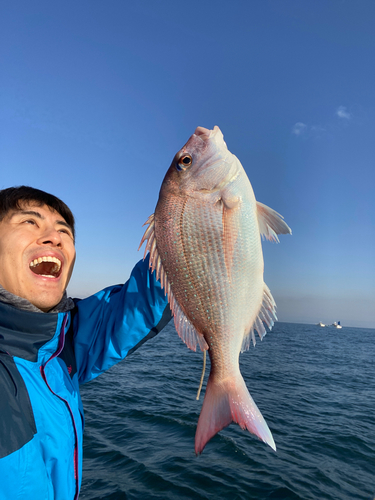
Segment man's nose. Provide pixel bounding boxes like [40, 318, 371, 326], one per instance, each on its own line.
[36, 227, 63, 247]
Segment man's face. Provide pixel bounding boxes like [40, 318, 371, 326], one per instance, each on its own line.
[0, 202, 76, 312]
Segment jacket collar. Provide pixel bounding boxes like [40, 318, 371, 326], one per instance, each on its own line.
[0, 301, 66, 363]
[0, 284, 75, 313]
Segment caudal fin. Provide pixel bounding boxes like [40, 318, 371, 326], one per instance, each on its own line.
[195, 373, 276, 454]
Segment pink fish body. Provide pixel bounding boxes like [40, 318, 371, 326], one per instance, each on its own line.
[140, 126, 291, 454]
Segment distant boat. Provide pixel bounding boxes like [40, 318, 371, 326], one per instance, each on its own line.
[332, 321, 342, 329]
[317, 322, 325, 327]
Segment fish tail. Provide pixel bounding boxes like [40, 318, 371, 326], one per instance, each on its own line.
[195, 373, 276, 454]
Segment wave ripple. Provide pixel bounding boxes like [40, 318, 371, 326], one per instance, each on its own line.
[80, 322, 375, 500]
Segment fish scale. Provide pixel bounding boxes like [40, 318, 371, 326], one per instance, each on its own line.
[139, 125, 291, 454]
[178, 201, 232, 343]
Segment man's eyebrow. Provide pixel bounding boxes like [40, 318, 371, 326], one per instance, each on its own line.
[10, 210, 45, 220]
[10, 210, 73, 233]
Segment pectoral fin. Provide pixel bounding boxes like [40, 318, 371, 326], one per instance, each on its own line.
[221, 193, 241, 281]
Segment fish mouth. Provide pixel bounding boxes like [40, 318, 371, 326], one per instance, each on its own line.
[194, 126, 220, 140]
[192, 126, 229, 167]
[29, 256, 63, 279]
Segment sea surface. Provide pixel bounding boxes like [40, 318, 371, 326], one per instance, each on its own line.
[79, 322, 375, 500]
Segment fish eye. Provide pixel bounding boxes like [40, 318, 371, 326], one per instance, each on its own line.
[177, 154, 193, 171]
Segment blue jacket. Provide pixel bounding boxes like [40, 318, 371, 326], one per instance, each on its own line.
[0, 256, 171, 500]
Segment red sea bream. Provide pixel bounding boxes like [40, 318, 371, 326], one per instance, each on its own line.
[140, 126, 291, 454]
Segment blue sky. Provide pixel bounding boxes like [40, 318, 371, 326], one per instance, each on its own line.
[1, 1, 374, 327]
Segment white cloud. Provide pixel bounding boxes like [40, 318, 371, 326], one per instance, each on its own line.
[336, 105, 351, 120]
[292, 106, 353, 138]
[292, 122, 307, 135]
[311, 125, 326, 133]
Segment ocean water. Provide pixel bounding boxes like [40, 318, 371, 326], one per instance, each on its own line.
[79, 322, 375, 500]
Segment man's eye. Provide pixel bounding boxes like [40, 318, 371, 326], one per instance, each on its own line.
[59, 228, 73, 239]
[24, 219, 36, 225]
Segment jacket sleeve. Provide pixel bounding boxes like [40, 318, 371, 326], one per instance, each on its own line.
[72, 255, 172, 384]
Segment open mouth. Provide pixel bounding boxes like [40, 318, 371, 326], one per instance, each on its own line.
[29, 256, 62, 279]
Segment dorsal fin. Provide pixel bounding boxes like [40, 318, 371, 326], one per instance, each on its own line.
[139, 214, 209, 352]
[172, 299, 209, 352]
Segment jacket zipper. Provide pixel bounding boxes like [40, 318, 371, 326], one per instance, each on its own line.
[40, 313, 80, 500]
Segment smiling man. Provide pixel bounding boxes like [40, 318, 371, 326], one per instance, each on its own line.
[0, 201, 76, 312]
[0, 186, 171, 500]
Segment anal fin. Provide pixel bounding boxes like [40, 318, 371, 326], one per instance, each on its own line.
[241, 283, 277, 351]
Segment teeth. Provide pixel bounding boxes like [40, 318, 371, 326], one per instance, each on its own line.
[29, 256, 62, 272]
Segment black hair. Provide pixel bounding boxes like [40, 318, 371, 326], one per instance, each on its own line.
[0, 186, 75, 239]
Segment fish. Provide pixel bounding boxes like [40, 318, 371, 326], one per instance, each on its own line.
[139, 126, 291, 454]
